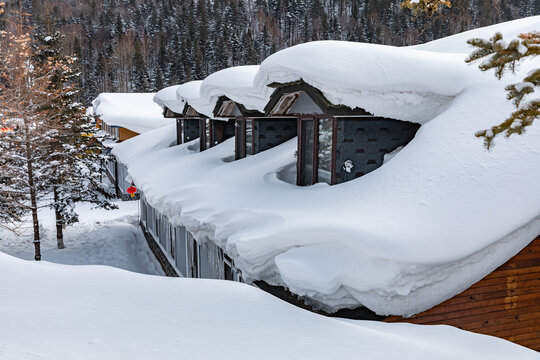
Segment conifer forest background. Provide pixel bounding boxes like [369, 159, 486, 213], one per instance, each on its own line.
[2, 0, 538, 105]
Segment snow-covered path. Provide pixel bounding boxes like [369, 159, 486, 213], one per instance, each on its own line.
[0, 201, 163, 276]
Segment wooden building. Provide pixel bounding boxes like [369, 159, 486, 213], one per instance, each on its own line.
[385, 235, 540, 351]
[264, 81, 420, 186]
[212, 95, 299, 160]
[96, 116, 140, 142]
[199, 114, 235, 152]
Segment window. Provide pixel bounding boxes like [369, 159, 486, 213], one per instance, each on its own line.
[299, 119, 315, 186]
[235, 118, 255, 160]
[298, 116, 335, 186]
[317, 118, 333, 184]
[224, 254, 242, 282]
[176, 119, 183, 145]
[187, 232, 198, 278]
[245, 119, 253, 156]
[205, 120, 211, 149]
[175, 226, 188, 277]
[168, 224, 175, 260]
[199, 119, 211, 151]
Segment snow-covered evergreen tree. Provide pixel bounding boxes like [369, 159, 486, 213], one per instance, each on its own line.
[402, 0, 538, 148]
[466, 32, 539, 148]
[33, 29, 117, 249]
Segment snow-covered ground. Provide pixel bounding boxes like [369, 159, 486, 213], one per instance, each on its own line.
[0, 251, 536, 360]
[0, 201, 162, 275]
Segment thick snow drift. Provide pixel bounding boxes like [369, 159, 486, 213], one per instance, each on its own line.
[253, 41, 483, 123]
[113, 17, 540, 316]
[195, 65, 264, 117]
[175, 80, 204, 115]
[0, 253, 536, 360]
[92, 93, 173, 134]
[153, 85, 185, 114]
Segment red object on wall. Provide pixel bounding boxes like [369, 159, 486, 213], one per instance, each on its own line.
[127, 184, 137, 198]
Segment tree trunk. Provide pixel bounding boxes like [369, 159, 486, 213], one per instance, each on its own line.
[25, 125, 41, 261]
[54, 187, 65, 249]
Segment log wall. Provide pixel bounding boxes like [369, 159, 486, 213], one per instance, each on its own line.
[385, 235, 540, 351]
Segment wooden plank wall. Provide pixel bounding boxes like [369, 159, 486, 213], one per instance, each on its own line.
[119, 127, 140, 141]
[385, 235, 540, 351]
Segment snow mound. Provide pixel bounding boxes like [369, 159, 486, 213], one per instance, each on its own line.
[0, 253, 535, 360]
[175, 80, 203, 115]
[153, 85, 185, 114]
[254, 41, 483, 123]
[92, 93, 173, 134]
[195, 65, 265, 117]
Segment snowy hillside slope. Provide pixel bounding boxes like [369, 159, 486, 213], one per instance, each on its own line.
[113, 17, 540, 316]
[0, 253, 536, 360]
[92, 93, 172, 133]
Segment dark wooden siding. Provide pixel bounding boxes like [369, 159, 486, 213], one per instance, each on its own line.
[182, 119, 199, 143]
[385, 235, 540, 351]
[335, 118, 420, 183]
[254, 118, 297, 153]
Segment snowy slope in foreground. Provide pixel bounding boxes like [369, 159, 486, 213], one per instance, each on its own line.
[0, 254, 536, 360]
[92, 93, 173, 134]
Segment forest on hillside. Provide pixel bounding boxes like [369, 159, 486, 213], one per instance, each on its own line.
[1, 0, 538, 104]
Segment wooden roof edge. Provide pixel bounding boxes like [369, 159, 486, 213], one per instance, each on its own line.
[214, 95, 264, 118]
[263, 79, 371, 116]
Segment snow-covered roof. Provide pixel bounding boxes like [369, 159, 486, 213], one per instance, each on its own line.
[92, 93, 173, 134]
[200, 65, 264, 116]
[153, 85, 185, 114]
[113, 17, 540, 317]
[253, 41, 483, 124]
[181, 66, 263, 118]
[2, 253, 535, 359]
[175, 80, 204, 116]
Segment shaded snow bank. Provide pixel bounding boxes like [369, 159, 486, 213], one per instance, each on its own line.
[0, 253, 536, 360]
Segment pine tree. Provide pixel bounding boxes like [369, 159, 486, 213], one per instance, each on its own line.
[33, 29, 117, 249]
[401, 0, 452, 17]
[403, 0, 539, 148]
[0, 6, 57, 260]
[132, 38, 150, 91]
[466, 31, 540, 148]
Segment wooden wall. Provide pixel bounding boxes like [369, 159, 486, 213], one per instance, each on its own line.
[385, 235, 540, 351]
[119, 127, 140, 141]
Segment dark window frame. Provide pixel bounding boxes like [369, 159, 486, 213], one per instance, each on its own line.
[199, 118, 213, 151]
[235, 117, 257, 160]
[297, 115, 336, 186]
